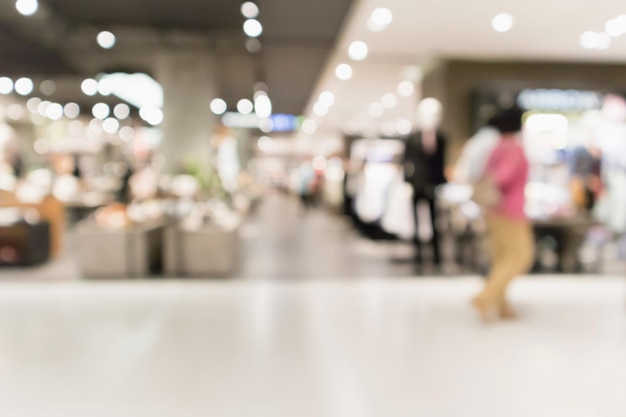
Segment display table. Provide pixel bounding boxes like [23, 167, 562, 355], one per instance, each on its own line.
[164, 223, 240, 277]
[74, 220, 168, 279]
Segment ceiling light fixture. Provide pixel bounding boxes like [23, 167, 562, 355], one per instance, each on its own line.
[381, 93, 398, 109]
[0, 77, 13, 94]
[39, 80, 56, 95]
[103, 118, 120, 134]
[319, 91, 336, 107]
[15, 0, 38, 16]
[14, 77, 34, 96]
[397, 81, 415, 97]
[492, 13, 514, 33]
[81, 78, 98, 96]
[92, 103, 110, 120]
[580, 31, 611, 49]
[302, 119, 317, 135]
[254, 93, 272, 118]
[335, 64, 353, 81]
[367, 8, 393, 32]
[46, 103, 64, 121]
[139, 107, 163, 126]
[245, 38, 262, 53]
[348, 41, 369, 61]
[114, 103, 130, 119]
[368, 102, 384, 118]
[313, 102, 329, 117]
[97, 31, 116, 49]
[64, 103, 80, 119]
[243, 19, 263, 37]
[237, 98, 254, 114]
[210, 98, 228, 115]
[241, 2, 259, 19]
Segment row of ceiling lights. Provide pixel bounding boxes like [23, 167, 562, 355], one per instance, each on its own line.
[580, 14, 626, 50]
[307, 7, 395, 130]
[490, 11, 622, 51]
[15, 0, 117, 50]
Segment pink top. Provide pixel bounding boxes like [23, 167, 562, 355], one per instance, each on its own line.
[485, 138, 529, 221]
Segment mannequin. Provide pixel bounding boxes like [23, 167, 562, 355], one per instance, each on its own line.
[403, 98, 447, 268]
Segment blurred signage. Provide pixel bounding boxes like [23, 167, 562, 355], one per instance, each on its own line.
[270, 114, 300, 132]
[517, 89, 602, 112]
[222, 112, 302, 131]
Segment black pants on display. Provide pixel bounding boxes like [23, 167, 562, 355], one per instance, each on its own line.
[412, 191, 441, 266]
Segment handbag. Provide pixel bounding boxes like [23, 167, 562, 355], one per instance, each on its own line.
[471, 175, 501, 208]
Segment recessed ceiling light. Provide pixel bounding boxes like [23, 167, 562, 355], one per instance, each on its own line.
[15, 0, 38, 16]
[335, 64, 353, 81]
[254, 93, 272, 118]
[241, 2, 259, 19]
[397, 81, 415, 97]
[348, 41, 369, 61]
[492, 13, 514, 33]
[64, 103, 80, 119]
[98, 79, 114, 96]
[580, 31, 611, 49]
[114, 103, 130, 119]
[97, 31, 116, 49]
[302, 119, 317, 134]
[81, 78, 98, 96]
[314, 102, 329, 117]
[381, 93, 398, 109]
[237, 99, 254, 114]
[368, 102, 384, 118]
[14, 77, 33, 96]
[103, 118, 120, 134]
[46, 103, 64, 120]
[319, 91, 335, 107]
[396, 118, 412, 135]
[245, 38, 262, 53]
[243, 19, 263, 37]
[27, 97, 41, 113]
[139, 107, 163, 126]
[210, 98, 228, 115]
[0, 77, 13, 94]
[92, 102, 110, 120]
[39, 80, 56, 95]
[368, 8, 393, 32]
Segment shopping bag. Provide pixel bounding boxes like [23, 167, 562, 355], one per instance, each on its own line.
[381, 181, 415, 240]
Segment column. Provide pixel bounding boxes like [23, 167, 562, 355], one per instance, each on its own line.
[155, 51, 218, 175]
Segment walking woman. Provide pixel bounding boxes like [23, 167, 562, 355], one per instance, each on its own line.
[472, 106, 534, 322]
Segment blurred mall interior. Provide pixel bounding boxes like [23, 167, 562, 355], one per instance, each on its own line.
[1, 0, 626, 416]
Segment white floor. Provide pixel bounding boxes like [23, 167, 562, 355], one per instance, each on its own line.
[0, 276, 625, 417]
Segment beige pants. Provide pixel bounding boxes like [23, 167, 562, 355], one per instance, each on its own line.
[478, 213, 534, 307]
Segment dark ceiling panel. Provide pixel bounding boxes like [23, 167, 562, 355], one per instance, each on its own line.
[47, 0, 243, 30]
[0, 0, 356, 115]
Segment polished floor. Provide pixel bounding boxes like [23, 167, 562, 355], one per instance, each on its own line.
[0, 277, 625, 417]
[1, 195, 625, 416]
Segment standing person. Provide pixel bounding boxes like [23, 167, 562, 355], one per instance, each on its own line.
[472, 106, 534, 322]
[403, 98, 447, 268]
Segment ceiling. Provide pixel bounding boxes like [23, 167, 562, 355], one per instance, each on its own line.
[307, 0, 626, 134]
[0, 0, 355, 115]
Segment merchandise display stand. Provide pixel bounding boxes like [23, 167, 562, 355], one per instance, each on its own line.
[74, 220, 168, 279]
[164, 223, 240, 277]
